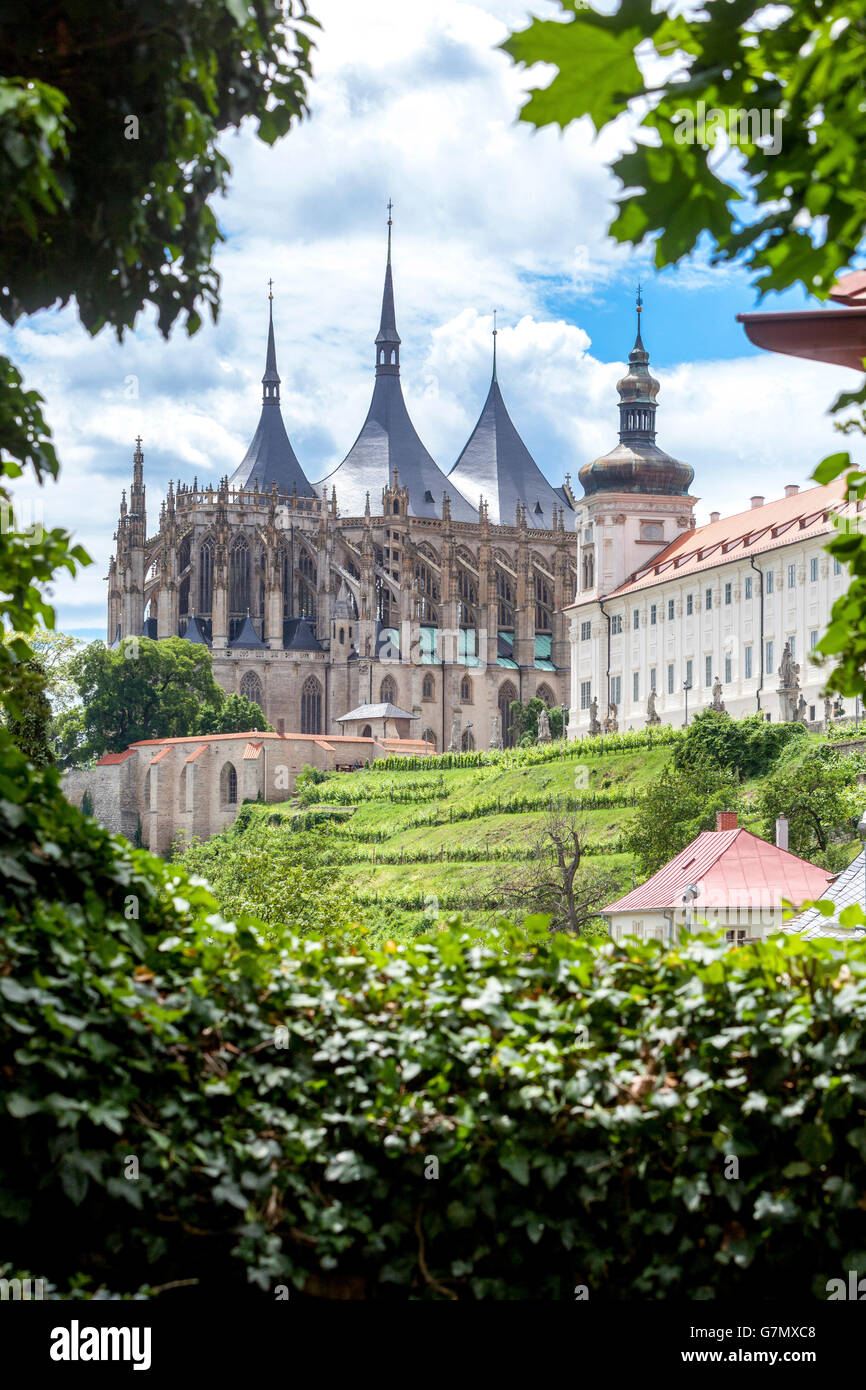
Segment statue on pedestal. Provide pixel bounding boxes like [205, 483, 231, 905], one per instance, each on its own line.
[588, 697, 601, 736]
[796, 692, 808, 723]
[449, 714, 460, 752]
[824, 695, 833, 728]
[646, 689, 661, 726]
[711, 675, 726, 713]
[603, 701, 618, 735]
[537, 706, 551, 742]
[777, 641, 801, 722]
[489, 712, 503, 750]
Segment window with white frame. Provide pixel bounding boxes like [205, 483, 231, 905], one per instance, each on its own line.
[724, 654, 732, 682]
[745, 644, 752, 679]
[633, 671, 639, 702]
[766, 570, 774, 593]
[766, 640, 774, 673]
[610, 675, 622, 705]
[580, 680, 591, 710]
[667, 664, 674, 694]
[650, 604, 657, 625]
[788, 563, 796, 588]
[724, 582, 732, 605]
[810, 629, 818, 650]
[632, 609, 640, 631]
[685, 659, 693, 687]
[705, 588, 712, 611]
[611, 615, 623, 635]
[580, 620, 591, 641]
[745, 576, 752, 599]
[810, 557, 819, 583]
[668, 598, 675, 620]
[834, 557, 842, 576]
[705, 656, 712, 686]
[686, 594, 693, 616]
[649, 667, 656, 691]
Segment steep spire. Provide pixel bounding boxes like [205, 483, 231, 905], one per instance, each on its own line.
[634, 281, 644, 351]
[375, 200, 400, 376]
[263, 279, 280, 404]
[492, 309, 498, 382]
[227, 291, 314, 497]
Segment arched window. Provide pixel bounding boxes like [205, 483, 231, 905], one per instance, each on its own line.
[498, 680, 519, 748]
[240, 671, 263, 710]
[460, 675, 472, 704]
[581, 548, 594, 591]
[199, 537, 214, 614]
[393, 500, 400, 515]
[497, 569, 514, 628]
[536, 683, 555, 708]
[380, 675, 397, 705]
[220, 762, 238, 806]
[229, 537, 250, 625]
[298, 543, 317, 620]
[301, 676, 322, 735]
[534, 573, 552, 631]
[422, 728, 437, 750]
[461, 730, 475, 751]
[178, 765, 190, 813]
[422, 673, 435, 701]
[361, 724, 372, 738]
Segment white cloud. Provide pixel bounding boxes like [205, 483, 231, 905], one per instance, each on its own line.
[1, 0, 858, 636]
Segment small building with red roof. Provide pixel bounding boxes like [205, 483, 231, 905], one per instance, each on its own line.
[603, 811, 834, 944]
[62, 727, 433, 854]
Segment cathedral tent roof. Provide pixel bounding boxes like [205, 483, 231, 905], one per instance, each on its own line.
[315, 221, 477, 522]
[449, 368, 566, 528]
[228, 614, 268, 650]
[337, 702, 416, 722]
[182, 613, 210, 645]
[283, 616, 323, 651]
[229, 296, 315, 498]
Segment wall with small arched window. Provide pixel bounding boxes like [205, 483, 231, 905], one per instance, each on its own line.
[301, 676, 323, 735]
[379, 675, 397, 704]
[422, 673, 435, 701]
[219, 762, 238, 806]
[240, 670, 264, 710]
[459, 675, 472, 704]
[461, 730, 475, 752]
[421, 728, 437, 750]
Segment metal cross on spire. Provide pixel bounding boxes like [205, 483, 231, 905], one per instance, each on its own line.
[268, 277, 274, 300]
[492, 308, 498, 380]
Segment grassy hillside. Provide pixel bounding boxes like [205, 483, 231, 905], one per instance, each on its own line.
[177, 725, 866, 945]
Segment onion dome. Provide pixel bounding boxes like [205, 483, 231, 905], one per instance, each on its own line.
[579, 288, 694, 498]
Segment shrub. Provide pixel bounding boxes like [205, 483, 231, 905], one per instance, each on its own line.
[673, 710, 808, 779]
[4, 763, 866, 1302]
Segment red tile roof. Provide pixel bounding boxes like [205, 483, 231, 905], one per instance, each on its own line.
[95, 749, 135, 765]
[605, 828, 834, 914]
[566, 477, 853, 605]
[242, 742, 263, 760]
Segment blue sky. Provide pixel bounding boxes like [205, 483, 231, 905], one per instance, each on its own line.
[3, 0, 857, 640]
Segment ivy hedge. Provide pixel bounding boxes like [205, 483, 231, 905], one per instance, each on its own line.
[4, 748, 866, 1301]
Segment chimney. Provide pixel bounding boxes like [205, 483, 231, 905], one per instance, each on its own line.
[750, 496, 764, 509]
[716, 810, 738, 831]
[710, 511, 720, 524]
[784, 484, 799, 498]
[775, 816, 789, 851]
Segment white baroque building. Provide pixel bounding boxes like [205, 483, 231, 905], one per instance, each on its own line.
[566, 301, 856, 735]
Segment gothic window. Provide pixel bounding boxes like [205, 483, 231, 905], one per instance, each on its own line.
[199, 537, 214, 614]
[496, 570, 514, 628]
[361, 724, 372, 738]
[281, 545, 293, 619]
[461, 730, 475, 751]
[536, 684, 554, 707]
[229, 537, 251, 618]
[498, 680, 518, 748]
[240, 671, 263, 710]
[414, 557, 439, 623]
[380, 675, 397, 705]
[581, 548, 595, 591]
[422, 673, 435, 701]
[301, 676, 322, 735]
[298, 544, 317, 620]
[219, 762, 238, 806]
[460, 675, 472, 704]
[376, 575, 393, 626]
[534, 573, 552, 631]
[422, 728, 437, 750]
[257, 548, 266, 618]
[178, 533, 191, 573]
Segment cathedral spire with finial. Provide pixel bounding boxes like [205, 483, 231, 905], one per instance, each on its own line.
[375, 199, 401, 376]
[262, 278, 280, 404]
[492, 309, 498, 382]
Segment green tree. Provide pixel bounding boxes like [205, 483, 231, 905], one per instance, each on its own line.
[624, 762, 741, 878]
[2, 656, 54, 766]
[503, 0, 866, 699]
[69, 636, 225, 760]
[197, 691, 272, 735]
[755, 747, 862, 867]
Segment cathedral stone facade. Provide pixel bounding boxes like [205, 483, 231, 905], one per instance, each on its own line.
[108, 220, 576, 750]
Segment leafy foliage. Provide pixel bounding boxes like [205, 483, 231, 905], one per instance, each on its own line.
[1, 654, 54, 766]
[1, 2, 318, 336]
[4, 781, 866, 1301]
[673, 709, 808, 780]
[503, 0, 866, 298]
[755, 745, 864, 866]
[196, 690, 271, 735]
[624, 761, 741, 877]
